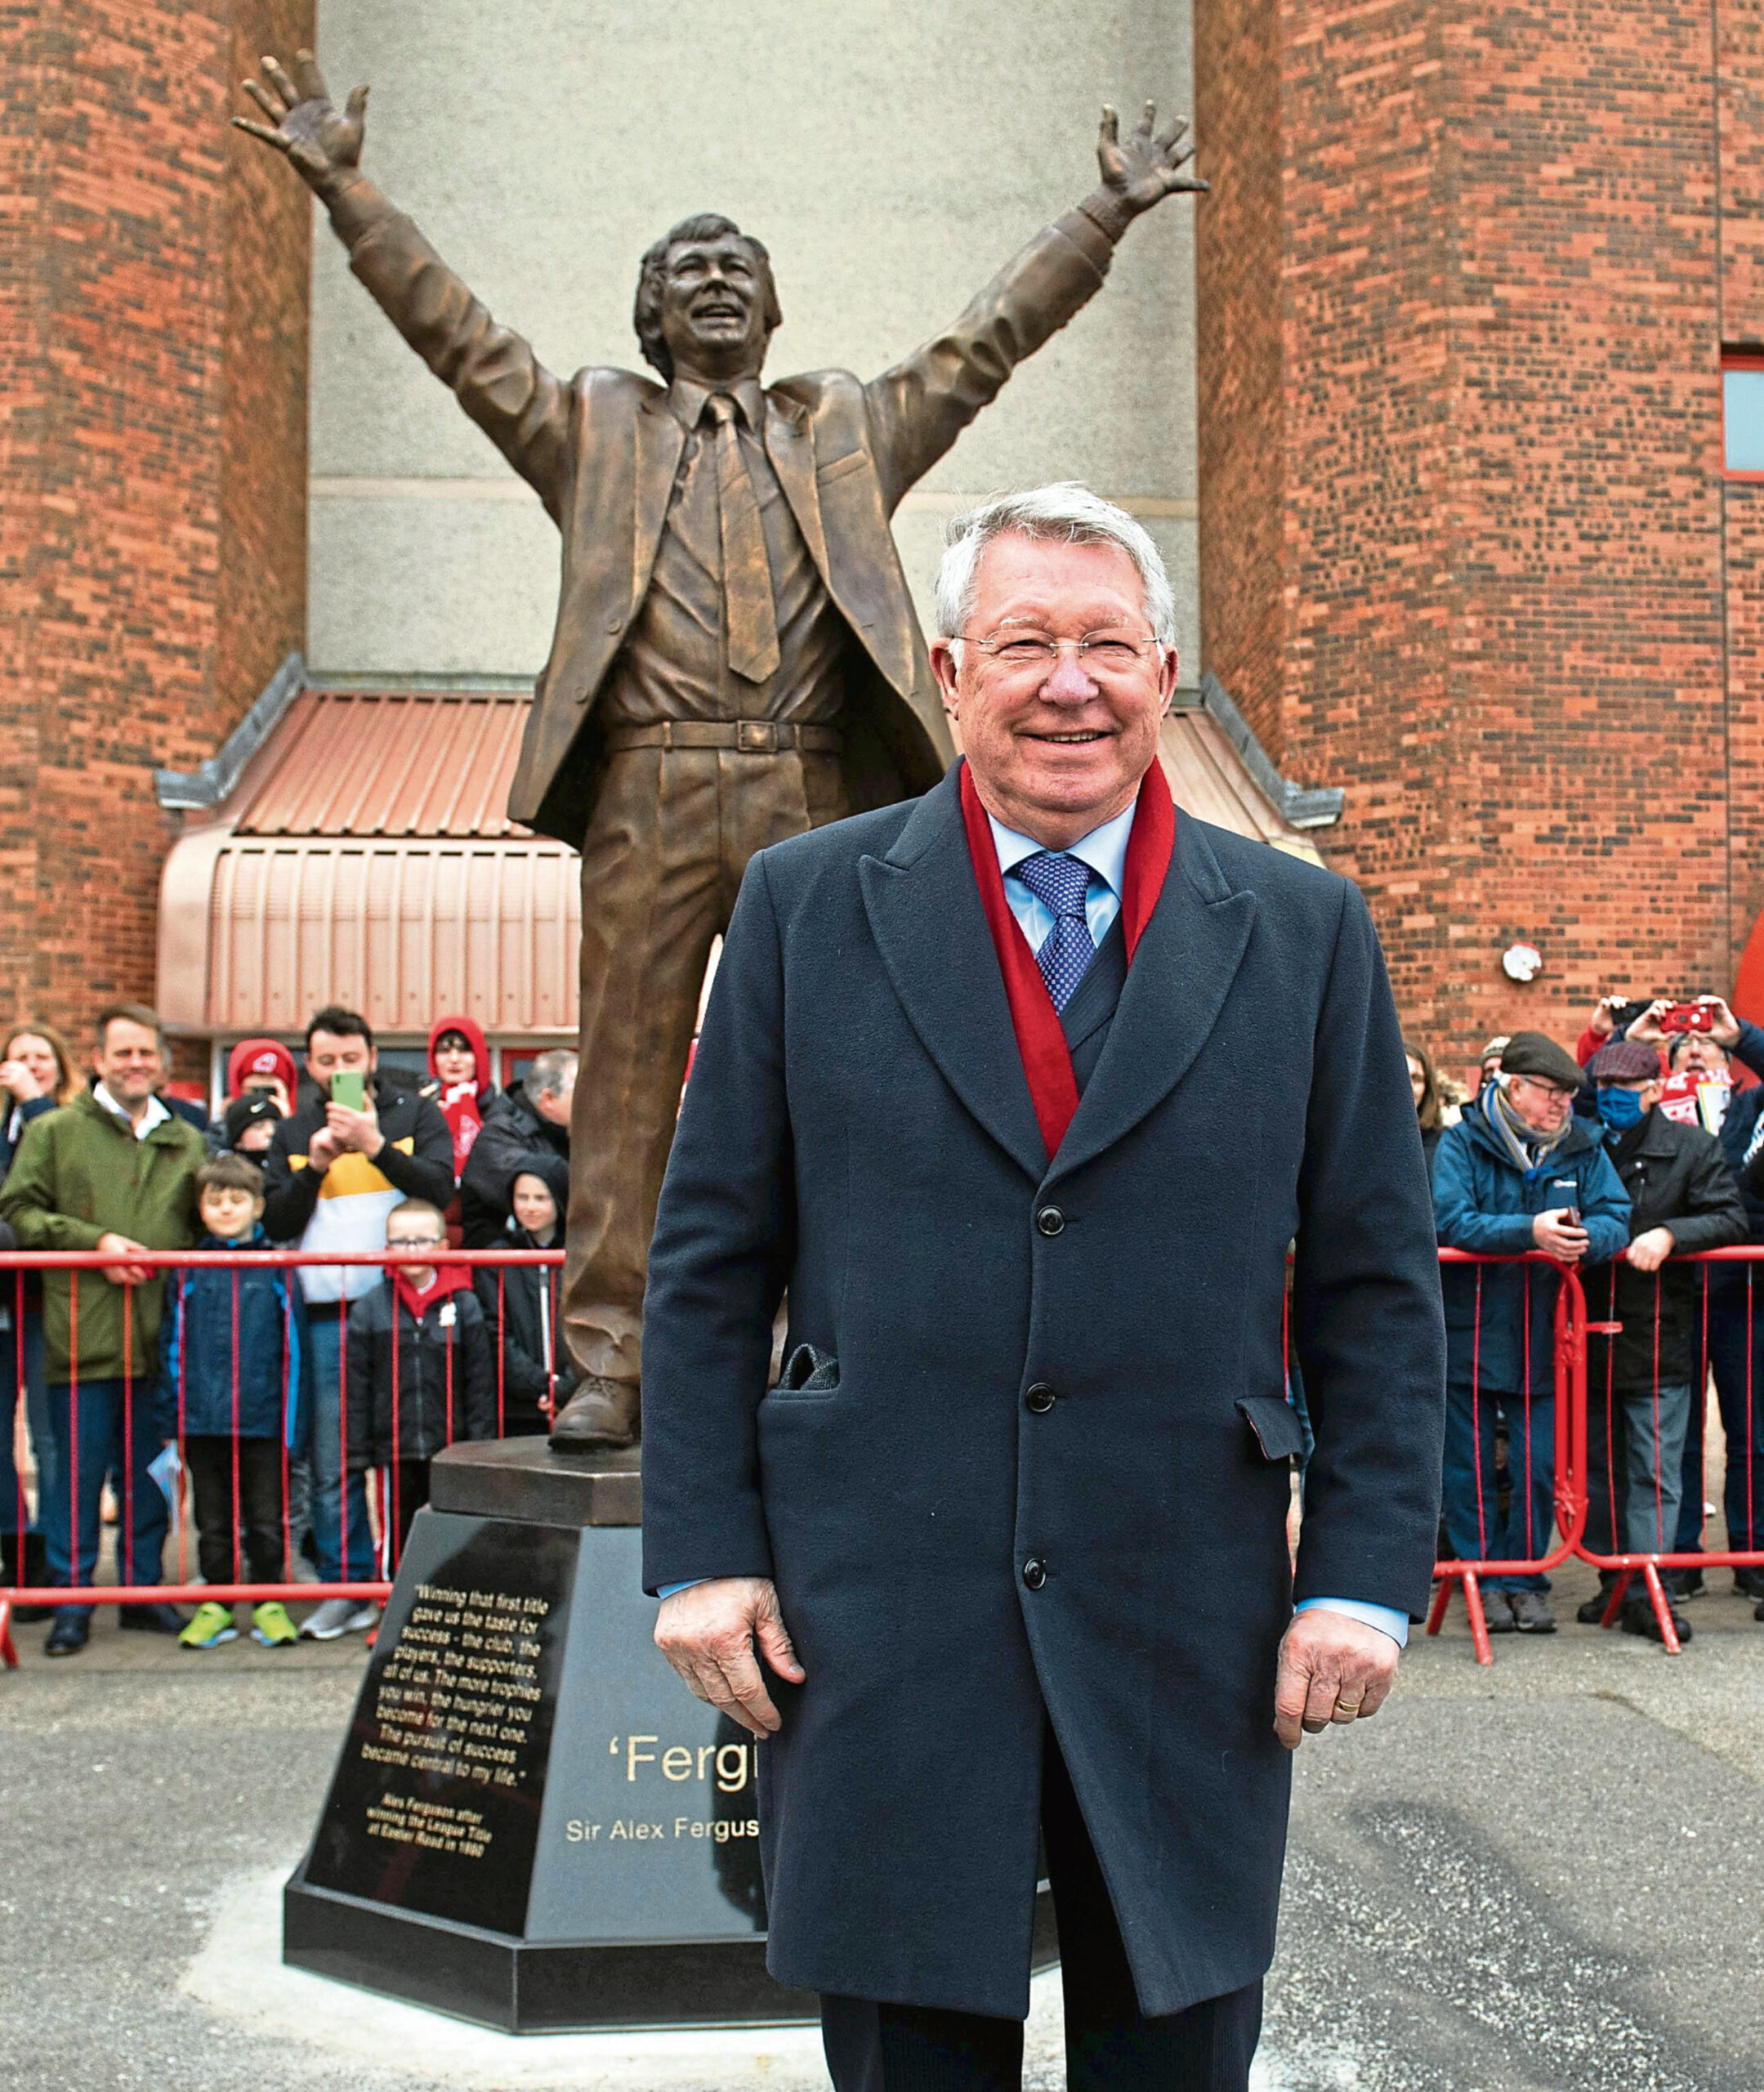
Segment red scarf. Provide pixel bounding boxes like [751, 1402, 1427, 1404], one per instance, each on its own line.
[393, 1265, 472, 1320]
[959, 761, 1175, 1160]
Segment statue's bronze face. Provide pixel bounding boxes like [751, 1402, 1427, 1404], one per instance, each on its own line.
[655, 233, 774, 382]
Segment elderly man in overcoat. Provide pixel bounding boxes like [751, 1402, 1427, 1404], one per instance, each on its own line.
[236, 53, 1207, 1451]
[641, 486, 1447, 2090]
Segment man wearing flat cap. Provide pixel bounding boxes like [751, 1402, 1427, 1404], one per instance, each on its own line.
[1433, 1031, 1631, 1632]
[1579, 1037, 1745, 1642]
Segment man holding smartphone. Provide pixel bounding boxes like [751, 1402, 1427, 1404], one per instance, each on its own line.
[261, 1008, 454, 1638]
[1431, 1032, 1632, 1632]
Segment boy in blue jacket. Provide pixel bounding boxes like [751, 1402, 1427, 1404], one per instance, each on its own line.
[155, 1155, 310, 1649]
[1432, 1031, 1631, 1634]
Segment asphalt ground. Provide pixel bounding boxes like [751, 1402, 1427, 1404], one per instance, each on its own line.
[2, 1554, 1762, 2091]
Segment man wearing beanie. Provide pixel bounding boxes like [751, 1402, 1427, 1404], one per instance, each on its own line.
[1579, 1038, 1745, 1641]
[1433, 1032, 1631, 1631]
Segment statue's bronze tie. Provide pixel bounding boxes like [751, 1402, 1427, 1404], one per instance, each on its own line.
[706, 393, 781, 685]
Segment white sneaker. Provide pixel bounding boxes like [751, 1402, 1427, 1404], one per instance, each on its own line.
[298, 1598, 377, 1641]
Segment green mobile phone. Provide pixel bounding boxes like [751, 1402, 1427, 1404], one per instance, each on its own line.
[330, 1071, 365, 1111]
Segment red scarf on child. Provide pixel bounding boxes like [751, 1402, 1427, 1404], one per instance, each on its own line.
[394, 1264, 471, 1320]
[958, 759, 1175, 1161]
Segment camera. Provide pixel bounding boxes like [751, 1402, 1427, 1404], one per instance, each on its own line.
[1659, 1003, 1715, 1035]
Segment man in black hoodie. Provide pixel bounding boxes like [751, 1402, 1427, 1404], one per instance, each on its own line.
[458, 1048, 574, 1249]
[1578, 1039, 1746, 1642]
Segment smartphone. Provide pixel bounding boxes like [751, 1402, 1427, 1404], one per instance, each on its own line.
[1564, 1206, 1582, 1228]
[330, 1071, 365, 1111]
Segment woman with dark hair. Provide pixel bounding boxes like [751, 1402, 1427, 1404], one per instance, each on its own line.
[1406, 1039, 1450, 1176]
[0, 1020, 76, 1610]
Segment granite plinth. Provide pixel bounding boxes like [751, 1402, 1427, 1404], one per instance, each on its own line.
[429, 1434, 641, 1526]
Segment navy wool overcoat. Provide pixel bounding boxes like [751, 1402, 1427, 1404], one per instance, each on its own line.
[641, 767, 1446, 2022]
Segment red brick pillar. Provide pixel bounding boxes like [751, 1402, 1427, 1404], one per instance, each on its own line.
[1198, 3, 1732, 1069]
[0, 1, 311, 1053]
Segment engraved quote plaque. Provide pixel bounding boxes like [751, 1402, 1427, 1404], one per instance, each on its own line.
[303, 1516, 577, 1935]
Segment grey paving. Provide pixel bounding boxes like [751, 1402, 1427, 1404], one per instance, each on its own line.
[2, 1555, 1761, 2090]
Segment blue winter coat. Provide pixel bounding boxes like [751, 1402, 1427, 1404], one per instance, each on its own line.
[154, 1230, 310, 1448]
[1433, 1099, 1630, 1393]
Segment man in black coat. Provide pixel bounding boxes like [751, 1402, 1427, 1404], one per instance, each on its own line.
[641, 486, 1446, 2092]
[458, 1049, 575, 1250]
[1578, 1039, 1747, 1641]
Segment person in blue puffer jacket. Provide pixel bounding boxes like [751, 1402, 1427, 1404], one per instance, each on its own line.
[1432, 1031, 1631, 1635]
[154, 1154, 311, 1650]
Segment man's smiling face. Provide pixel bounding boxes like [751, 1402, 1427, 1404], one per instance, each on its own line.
[931, 532, 1177, 848]
[658, 233, 772, 382]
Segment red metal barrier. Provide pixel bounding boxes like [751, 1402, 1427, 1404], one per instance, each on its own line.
[1421, 1251, 1588, 1665]
[0, 1247, 564, 1665]
[1572, 1245, 1764, 1653]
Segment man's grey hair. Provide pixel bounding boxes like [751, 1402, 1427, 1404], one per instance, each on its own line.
[529, 1048, 578, 1098]
[933, 484, 1177, 652]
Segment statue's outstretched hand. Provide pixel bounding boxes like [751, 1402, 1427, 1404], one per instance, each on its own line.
[233, 49, 366, 194]
[1094, 101, 1208, 221]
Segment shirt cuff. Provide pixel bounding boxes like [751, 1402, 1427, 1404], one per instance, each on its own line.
[1294, 1598, 1409, 1648]
[657, 1580, 707, 1600]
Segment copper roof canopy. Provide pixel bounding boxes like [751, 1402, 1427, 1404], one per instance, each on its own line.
[154, 667, 1333, 1040]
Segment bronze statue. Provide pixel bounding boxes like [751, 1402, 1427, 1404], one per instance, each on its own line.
[237, 52, 1207, 1451]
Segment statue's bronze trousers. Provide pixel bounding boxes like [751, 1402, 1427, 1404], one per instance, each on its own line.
[563, 745, 847, 1389]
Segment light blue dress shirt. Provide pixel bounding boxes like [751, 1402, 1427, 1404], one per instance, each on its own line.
[663, 808, 1407, 1648]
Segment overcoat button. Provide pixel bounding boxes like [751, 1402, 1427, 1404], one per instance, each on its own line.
[606, 614, 624, 633]
[1025, 1383, 1056, 1414]
[1035, 1206, 1065, 1237]
[1022, 1558, 1047, 1590]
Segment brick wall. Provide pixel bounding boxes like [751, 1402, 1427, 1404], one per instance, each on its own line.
[1198, 1, 1739, 1073]
[0, 0, 310, 1075]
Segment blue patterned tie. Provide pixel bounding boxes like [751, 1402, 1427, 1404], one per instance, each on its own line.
[1013, 852, 1096, 1012]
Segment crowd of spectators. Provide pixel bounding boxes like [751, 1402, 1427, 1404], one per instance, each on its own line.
[0, 1001, 576, 1656]
[7, 981, 1764, 1665]
[1413, 994, 1764, 1646]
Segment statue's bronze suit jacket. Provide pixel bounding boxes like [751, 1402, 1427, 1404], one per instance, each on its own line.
[342, 203, 1120, 843]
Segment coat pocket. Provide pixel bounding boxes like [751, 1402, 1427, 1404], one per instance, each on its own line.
[773, 1343, 840, 1397]
[1236, 1394, 1305, 1463]
[815, 449, 868, 485]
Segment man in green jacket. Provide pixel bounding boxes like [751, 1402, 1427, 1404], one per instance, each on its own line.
[0, 1004, 204, 1654]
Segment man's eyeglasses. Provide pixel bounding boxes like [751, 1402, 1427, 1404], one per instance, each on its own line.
[386, 1236, 444, 1251]
[958, 629, 1162, 673]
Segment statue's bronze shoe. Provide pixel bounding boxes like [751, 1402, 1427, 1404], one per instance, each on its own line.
[549, 1375, 640, 1452]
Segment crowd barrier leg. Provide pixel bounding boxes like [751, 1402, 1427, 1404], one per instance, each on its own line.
[0, 1598, 16, 1670]
[1425, 1567, 1496, 1665]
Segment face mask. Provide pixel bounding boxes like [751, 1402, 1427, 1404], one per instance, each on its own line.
[1597, 1086, 1646, 1131]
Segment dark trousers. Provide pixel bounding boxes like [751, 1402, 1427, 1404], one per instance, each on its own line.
[1440, 1383, 1555, 1592]
[183, 1436, 284, 1587]
[377, 1459, 432, 1573]
[42, 1379, 167, 1606]
[819, 1730, 1262, 2092]
[562, 746, 846, 1390]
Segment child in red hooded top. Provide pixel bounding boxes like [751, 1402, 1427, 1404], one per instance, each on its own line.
[422, 1017, 497, 1180]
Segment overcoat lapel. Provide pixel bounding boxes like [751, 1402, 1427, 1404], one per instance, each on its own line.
[1044, 812, 1258, 1189]
[859, 774, 1047, 1182]
[632, 395, 687, 609]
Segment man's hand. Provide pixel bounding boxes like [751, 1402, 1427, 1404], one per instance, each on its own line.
[1083, 101, 1208, 241]
[95, 1232, 153, 1287]
[1589, 993, 1631, 1040]
[1700, 995, 1742, 1049]
[325, 1096, 383, 1160]
[304, 1124, 342, 1175]
[1626, 1224, 1676, 1274]
[234, 49, 367, 196]
[1625, 998, 1671, 1048]
[654, 1576, 806, 1739]
[1273, 1610, 1399, 1749]
[1533, 1207, 1591, 1263]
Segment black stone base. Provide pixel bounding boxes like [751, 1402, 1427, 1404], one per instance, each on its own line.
[284, 1875, 818, 2032]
